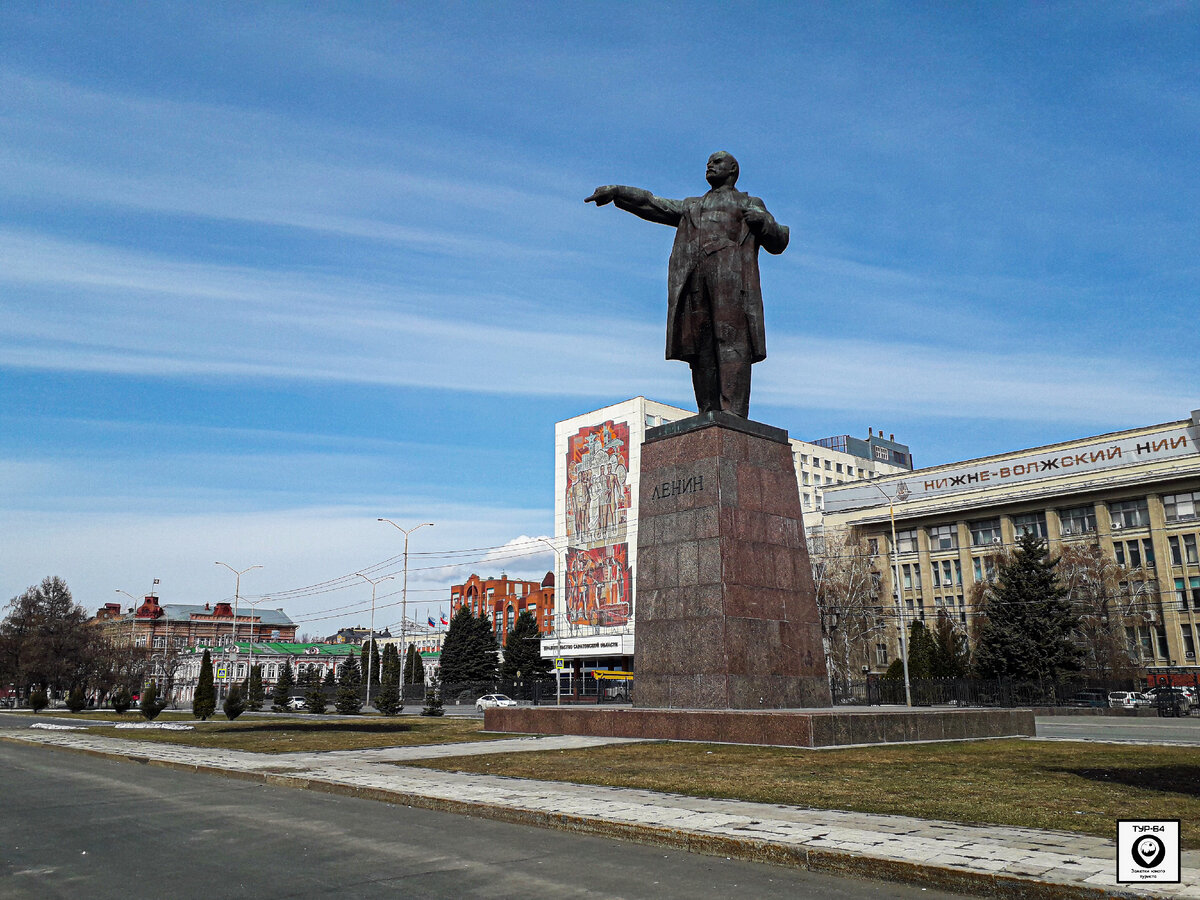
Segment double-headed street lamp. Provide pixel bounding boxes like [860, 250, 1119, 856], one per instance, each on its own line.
[535, 537, 565, 706]
[868, 481, 912, 707]
[354, 573, 394, 708]
[378, 519, 433, 699]
[214, 562, 262, 663]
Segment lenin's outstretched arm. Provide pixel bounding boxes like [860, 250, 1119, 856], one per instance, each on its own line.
[585, 185, 684, 227]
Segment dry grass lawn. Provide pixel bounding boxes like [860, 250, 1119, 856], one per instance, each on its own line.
[85, 717, 504, 753]
[406, 738, 1200, 847]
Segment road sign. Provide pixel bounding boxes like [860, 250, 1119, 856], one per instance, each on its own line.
[216, 666, 228, 678]
[554, 658, 565, 669]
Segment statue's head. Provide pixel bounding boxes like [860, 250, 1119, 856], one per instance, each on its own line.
[706, 151, 739, 188]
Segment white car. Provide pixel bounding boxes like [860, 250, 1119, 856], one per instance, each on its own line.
[1107, 691, 1147, 709]
[287, 696, 307, 710]
[475, 694, 518, 711]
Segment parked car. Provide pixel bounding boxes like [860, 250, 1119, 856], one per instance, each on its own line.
[287, 696, 306, 710]
[1146, 686, 1192, 715]
[1107, 691, 1147, 709]
[475, 694, 518, 711]
[1068, 690, 1108, 708]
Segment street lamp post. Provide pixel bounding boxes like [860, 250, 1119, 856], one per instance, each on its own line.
[868, 482, 912, 707]
[535, 537, 565, 706]
[354, 574, 393, 709]
[378, 519, 433, 701]
[214, 562, 262, 671]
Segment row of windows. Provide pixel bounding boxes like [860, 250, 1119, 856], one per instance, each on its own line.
[895, 499, 1158, 553]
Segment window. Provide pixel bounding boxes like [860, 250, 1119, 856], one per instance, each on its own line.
[1164, 491, 1200, 522]
[802, 493, 811, 508]
[1170, 536, 1182, 566]
[895, 529, 918, 554]
[152, 636, 166, 649]
[1125, 625, 1139, 657]
[875, 643, 888, 665]
[1182, 624, 1196, 659]
[1109, 498, 1150, 529]
[134, 634, 147, 648]
[1058, 505, 1096, 536]
[902, 564, 913, 590]
[1157, 627, 1170, 657]
[867, 538, 879, 555]
[928, 524, 957, 551]
[969, 519, 1002, 546]
[835, 463, 843, 474]
[802, 472, 810, 485]
[1140, 628, 1154, 658]
[1012, 512, 1047, 539]
[1187, 535, 1199, 565]
[814, 475, 822, 485]
[824, 460, 832, 470]
[973, 555, 997, 583]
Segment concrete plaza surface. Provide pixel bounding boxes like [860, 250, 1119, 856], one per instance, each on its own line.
[1, 721, 1196, 899]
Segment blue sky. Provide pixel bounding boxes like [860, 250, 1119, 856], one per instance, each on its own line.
[2, 3, 1197, 635]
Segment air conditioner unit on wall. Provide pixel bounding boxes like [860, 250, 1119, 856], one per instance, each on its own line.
[1188, 651, 1197, 660]
[1112, 522, 1123, 529]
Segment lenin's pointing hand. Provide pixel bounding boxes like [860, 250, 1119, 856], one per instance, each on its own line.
[585, 186, 618, 206]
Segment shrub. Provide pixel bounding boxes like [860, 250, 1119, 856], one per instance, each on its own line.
[421, 673, 444, 717]
[373, 681, 402, 716]
[223, 683, 245, 720]
[140, 682, 165, 720]
[112, 688, 132, 714]
[65, 686, 87, 713]
[194, 650, 217, 720]
[28, 689, 49, 712]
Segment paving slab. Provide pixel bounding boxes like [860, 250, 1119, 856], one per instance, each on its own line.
[1, 726, 1196, 899]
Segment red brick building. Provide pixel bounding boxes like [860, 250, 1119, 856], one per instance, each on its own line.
[449, 572, 555, 645]
[94, 594, 297, 651]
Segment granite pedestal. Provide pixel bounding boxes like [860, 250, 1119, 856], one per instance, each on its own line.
[633, 411, 832, 709]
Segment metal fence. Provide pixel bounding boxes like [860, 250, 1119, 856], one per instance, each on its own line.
[828, 676, 1143, 708]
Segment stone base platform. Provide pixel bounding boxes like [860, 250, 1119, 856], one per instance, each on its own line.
[485, 706, 1035, 749]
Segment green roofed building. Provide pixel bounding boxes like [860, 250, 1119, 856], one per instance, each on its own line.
[174, 642, 361, 705]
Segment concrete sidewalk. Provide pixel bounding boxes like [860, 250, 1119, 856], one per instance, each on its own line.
[3, 727, 1196, 899]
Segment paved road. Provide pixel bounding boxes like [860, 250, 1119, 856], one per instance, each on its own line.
[0, 742, 970, 900]
[1036, 714, 1200, 744]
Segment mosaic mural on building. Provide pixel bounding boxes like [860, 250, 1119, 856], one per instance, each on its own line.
[564, 420, 631, 626]
[565, 543, 631, 627]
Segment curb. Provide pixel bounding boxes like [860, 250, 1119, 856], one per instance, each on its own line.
[1, 735, 1149, 900]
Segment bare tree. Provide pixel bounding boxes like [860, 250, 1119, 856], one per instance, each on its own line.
[1056, 541, 1156, 680]
[810, 529, 885, 694]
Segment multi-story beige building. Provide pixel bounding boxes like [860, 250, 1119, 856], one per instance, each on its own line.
[822, 413, 1200, 674]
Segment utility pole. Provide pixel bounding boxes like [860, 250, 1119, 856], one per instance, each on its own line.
[536, 537, 565, 706]
[378, 520, 433, 701]
[869, 482, 912, 707]
[354, 574, 393, 709]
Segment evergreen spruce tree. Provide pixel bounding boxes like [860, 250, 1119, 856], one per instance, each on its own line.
[223, 682, 245, 720]
[66, 685, 87, 712]
[139, 682, 165, 720]
[929, 612, 970, 678]
[360, 640, 381, 691]
[973, 531, 1082, 682]
[323, 666, 337, 689]
[437, 605, 477, 685]
[904, 619, 937, 680]
[380, 644, 399, 687]
[246, 664, 264, 711]
[271, 659, 294, 712]
[499, 610, 550, 679]
[421, 670, 444, 716]
[193, 649, 217, 720]
[335, 652, 363, 715]
[373, 679, 401, 716]
[112, 687, 132, 713]
[404, 644, 426, 689]
[470, 613, 499, 682]
[304, 666, 328, 714]
[28, 689, 48, 712]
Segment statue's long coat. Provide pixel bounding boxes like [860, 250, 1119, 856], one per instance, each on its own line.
[612, 186, 789, 363]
